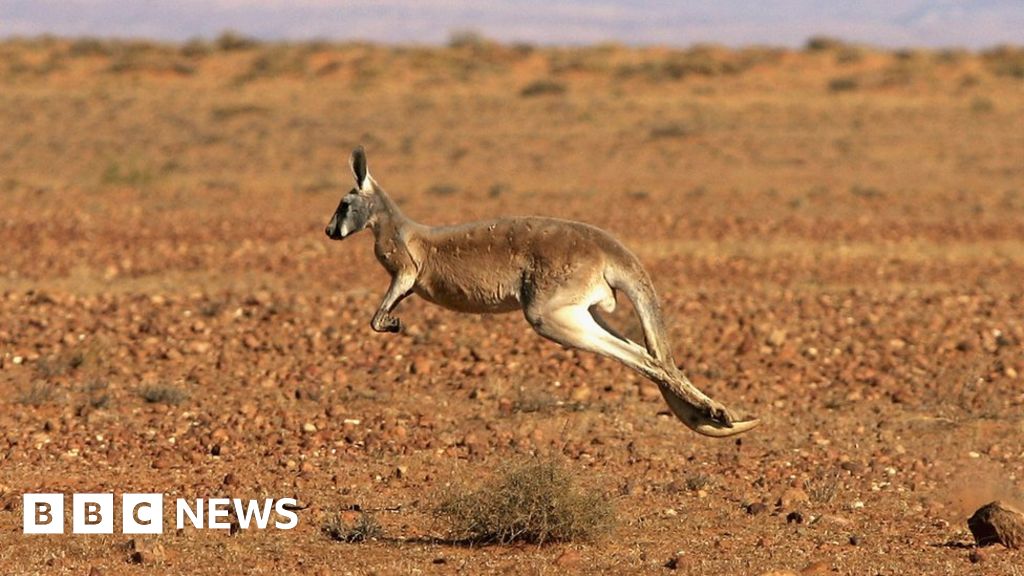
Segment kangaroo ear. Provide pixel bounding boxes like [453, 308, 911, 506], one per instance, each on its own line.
[350, 146, 371, 192]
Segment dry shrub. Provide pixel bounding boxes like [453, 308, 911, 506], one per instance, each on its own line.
[18, 381, 57, 407]
[322, 511, 382, 542]
[235, 45, 309, 83]
[520, 79, 567, 97]
[828, 75, 859, 92]
[805, 36, 849, 52]
[982, 45, 1024, 79]
[215, 30, 259, 52]
[139, 385, 187, 405]
[434, 458, 613, 545]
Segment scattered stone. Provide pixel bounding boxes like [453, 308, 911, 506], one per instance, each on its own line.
[839, 460, 864, 473]
[786, 511, 804, 524]
[968, 501, 1024, 549]
[127, 538, 166, 565]
[411, 358, 433, 375]
[800, 560, 829, 574]
[553, 549, 581, 568]
[779, 488, 810, 508]
[848, 534, 861, 546]
[302, 422, 318, 433]
[810, 513, 852, 528]
[968, 548, 985, 563]
[746, 501, 768, 515]
[570, 385, 592, 402]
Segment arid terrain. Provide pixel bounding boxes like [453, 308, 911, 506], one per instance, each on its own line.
[1, 36, 1023, 574]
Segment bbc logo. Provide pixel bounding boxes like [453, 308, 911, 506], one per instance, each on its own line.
[23, 493, 299, 534]
[24, 494, 163, 535]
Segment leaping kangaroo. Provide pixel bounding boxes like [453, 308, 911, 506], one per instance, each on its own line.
[325, 147, 759, 437]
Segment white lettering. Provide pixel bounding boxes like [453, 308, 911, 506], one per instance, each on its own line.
[176, 498, 203, 529]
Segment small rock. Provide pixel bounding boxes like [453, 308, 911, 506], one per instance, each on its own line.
[800, 560, 829, 574]
[968, 500, 1024, 549]
[839, 461, 864, 473]
[779, 487, 810, 508]
[411, 358, 433, 375]
[969, 548, 985, 563]
[570, 385, 592, 402]
[746, 502, 768, 515]
[127, 539, 166, 565]
[553, 549, 581, 568]
[810, 513, 852, 527]
[786, 511, 804, 524]
[638, 383, 661, 400]
[302, 422, 317, 433]
[848, 534, 861, 546]
[767, 329, 787, 347]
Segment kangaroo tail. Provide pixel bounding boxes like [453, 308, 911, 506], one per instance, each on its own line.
[604, 262, 674, 364]
[605, 260, 760, 438]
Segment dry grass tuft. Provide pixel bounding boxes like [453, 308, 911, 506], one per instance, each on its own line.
[433, 458, 613, 545]
[18, 381, 57, 407]
[519, 79, 567, 97]
[322, 511, 383, 543]
[138, 385, 188, 405]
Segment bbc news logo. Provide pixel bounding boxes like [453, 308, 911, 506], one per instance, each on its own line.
[23, 494, 299, 534]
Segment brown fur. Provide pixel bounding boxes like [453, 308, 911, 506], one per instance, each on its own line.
[327, 148, 759, 437]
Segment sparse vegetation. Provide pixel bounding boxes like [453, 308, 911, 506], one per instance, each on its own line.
[426, 184, 459, 197]
[18, 381, 57, 407]
[35, 350, 86, 378]
[322, 510, 383, 542]
[519, 79, 567, 97]
[235, 45, 309, 83]
[215, 30, 259, 52]
[648, 121, 694, 140]
[982, 45, 1024, 79]
[807, 472, 843, 504]
[101, 161, 156, 189]
[138, 385, 188, 405]
[2, 35, 1024, 574]
[805, 36, 849, 52]
[434, 458, 613, 545]
[828, 75, 860, 92]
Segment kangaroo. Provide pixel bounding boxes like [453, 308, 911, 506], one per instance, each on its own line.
[325, 147, 759, 437]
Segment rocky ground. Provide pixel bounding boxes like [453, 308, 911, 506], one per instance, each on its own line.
[1, 38, 1023, 574]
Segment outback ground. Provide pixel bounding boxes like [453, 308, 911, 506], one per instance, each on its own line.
[1, 35, 1023, 575]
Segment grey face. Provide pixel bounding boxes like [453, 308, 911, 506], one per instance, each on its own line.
[325, 190, 372, 240]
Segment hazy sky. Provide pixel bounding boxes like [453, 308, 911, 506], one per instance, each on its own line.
[2, 1, 1021, 48]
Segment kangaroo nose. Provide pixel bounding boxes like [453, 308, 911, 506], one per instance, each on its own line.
[325, 226, 333, 237]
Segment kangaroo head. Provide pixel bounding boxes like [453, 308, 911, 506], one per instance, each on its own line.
[325, 146, 380, 240]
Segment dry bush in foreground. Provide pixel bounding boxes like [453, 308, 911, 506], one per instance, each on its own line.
[434, 458, 613, 545]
